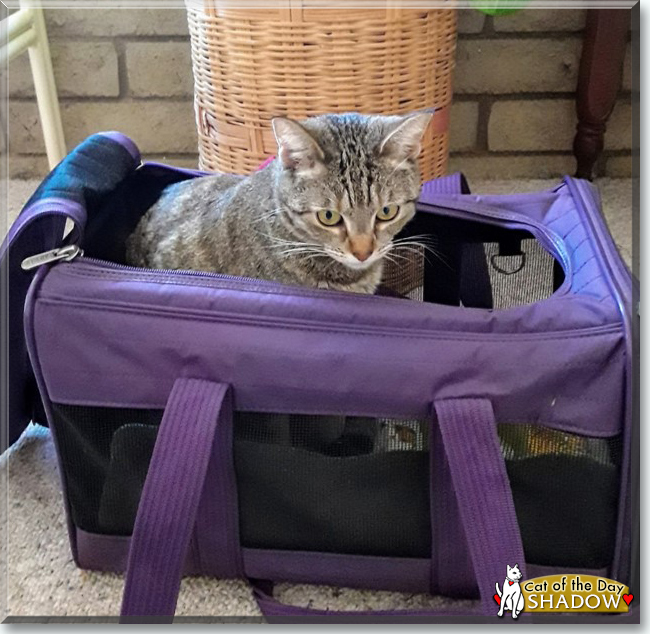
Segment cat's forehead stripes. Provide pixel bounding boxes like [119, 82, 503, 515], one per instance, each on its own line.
[325, 115, 378, 211]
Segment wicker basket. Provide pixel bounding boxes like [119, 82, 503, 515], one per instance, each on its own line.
[186, 2, 457, 179]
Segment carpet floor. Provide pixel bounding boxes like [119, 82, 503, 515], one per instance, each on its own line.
[1, 177, 633, 620]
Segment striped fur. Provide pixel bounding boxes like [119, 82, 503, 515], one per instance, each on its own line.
[126, 112, 430, 294]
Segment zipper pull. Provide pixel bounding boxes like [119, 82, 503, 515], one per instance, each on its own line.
[21, 245, 84, 271]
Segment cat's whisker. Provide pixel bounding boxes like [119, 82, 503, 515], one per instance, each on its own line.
[391, 242, 452, 270]
[279, 249, 325, 257]
[391, 245, 434, 259]
[268, 239, 325, 253]
[303, 253, 333, 263]
[391, 234, 439, 246]
[273, 241, 325, 250]
[318, 255, 344, 274]
[252, 208, 285, 224]
[382, 251, 412, 263]
[278, 246, 331, 259]
[263, 233, 319, 246]
[272, 243, 321, 252]
[390, 240, 441, 256]
[389, 237, 440, 255]
[382, 254, 413, 269]
[380, 254, 403, 267]
[262, 234, 308, 246]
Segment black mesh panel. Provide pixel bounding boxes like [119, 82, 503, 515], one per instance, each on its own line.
[234, 414, 430, 557]
[50, 404, 620, 568]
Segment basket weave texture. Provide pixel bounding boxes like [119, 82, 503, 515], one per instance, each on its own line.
[186, 2, 457, 179]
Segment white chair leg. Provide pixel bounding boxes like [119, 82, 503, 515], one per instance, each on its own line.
[23, 1, 66, 168]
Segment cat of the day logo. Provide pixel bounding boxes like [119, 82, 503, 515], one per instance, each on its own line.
[495, 564, 525, 619]
[494, 566, 633, 617]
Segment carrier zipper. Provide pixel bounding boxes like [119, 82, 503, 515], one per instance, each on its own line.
[35, 197, 570, 299]
[72, 255, 402, 304]
[21, 244, 84, 271]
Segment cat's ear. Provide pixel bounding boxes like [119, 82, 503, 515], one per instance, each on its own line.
[378, 112, 432, 164]
[272, 117, 325, 176]
[507, 565, 512, 572]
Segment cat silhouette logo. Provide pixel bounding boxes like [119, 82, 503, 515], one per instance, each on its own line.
[494, 564, 525, 619]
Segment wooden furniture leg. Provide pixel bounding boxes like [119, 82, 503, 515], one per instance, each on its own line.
[574, 9, 629, 180]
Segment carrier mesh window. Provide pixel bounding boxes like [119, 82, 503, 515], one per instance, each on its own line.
[379, 212, 564, 308]
[51, 404, 619, 569]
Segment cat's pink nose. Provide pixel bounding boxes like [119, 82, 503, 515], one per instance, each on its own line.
[349, 236, 374, 262]
[353, 249, 372, 262]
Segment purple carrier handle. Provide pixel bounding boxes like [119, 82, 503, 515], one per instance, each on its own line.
[120, 378, 240, 622]
[120, 379, 525, 622]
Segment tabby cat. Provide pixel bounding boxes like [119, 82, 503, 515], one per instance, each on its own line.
[126, 112, 432, 295]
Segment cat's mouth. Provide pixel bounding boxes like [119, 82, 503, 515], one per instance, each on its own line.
[328, 250, 383, 271]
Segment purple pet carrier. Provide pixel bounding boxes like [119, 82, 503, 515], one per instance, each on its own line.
[2, 133, 638, 623]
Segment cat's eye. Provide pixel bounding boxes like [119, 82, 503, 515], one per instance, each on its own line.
[378, 203, 400, 222]
[317, 209, 343, 227]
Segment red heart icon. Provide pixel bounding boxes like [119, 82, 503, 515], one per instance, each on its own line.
[623, 594, 633, 606]
[494, 594, 501, 606]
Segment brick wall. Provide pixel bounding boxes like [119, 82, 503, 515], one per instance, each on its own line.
[449, 9, 632, 179]
[8, 8, 632, 180]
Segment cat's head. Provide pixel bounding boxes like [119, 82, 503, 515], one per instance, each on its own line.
[507, 564, 522, 581]
[270, 112, 432, 271]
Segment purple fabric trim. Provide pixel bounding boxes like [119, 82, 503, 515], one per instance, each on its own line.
[39, 258, 623, 335]
[76, 529, 200, 575]
[75, 528, 610, 593]
[420, 173, 466, 196]
[120, 379, 231, 620]
[566, 177, 635, 584]
[2, 198, 87, 254]
[24, 266, 81, 561]
[97, 131, 141, 164]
